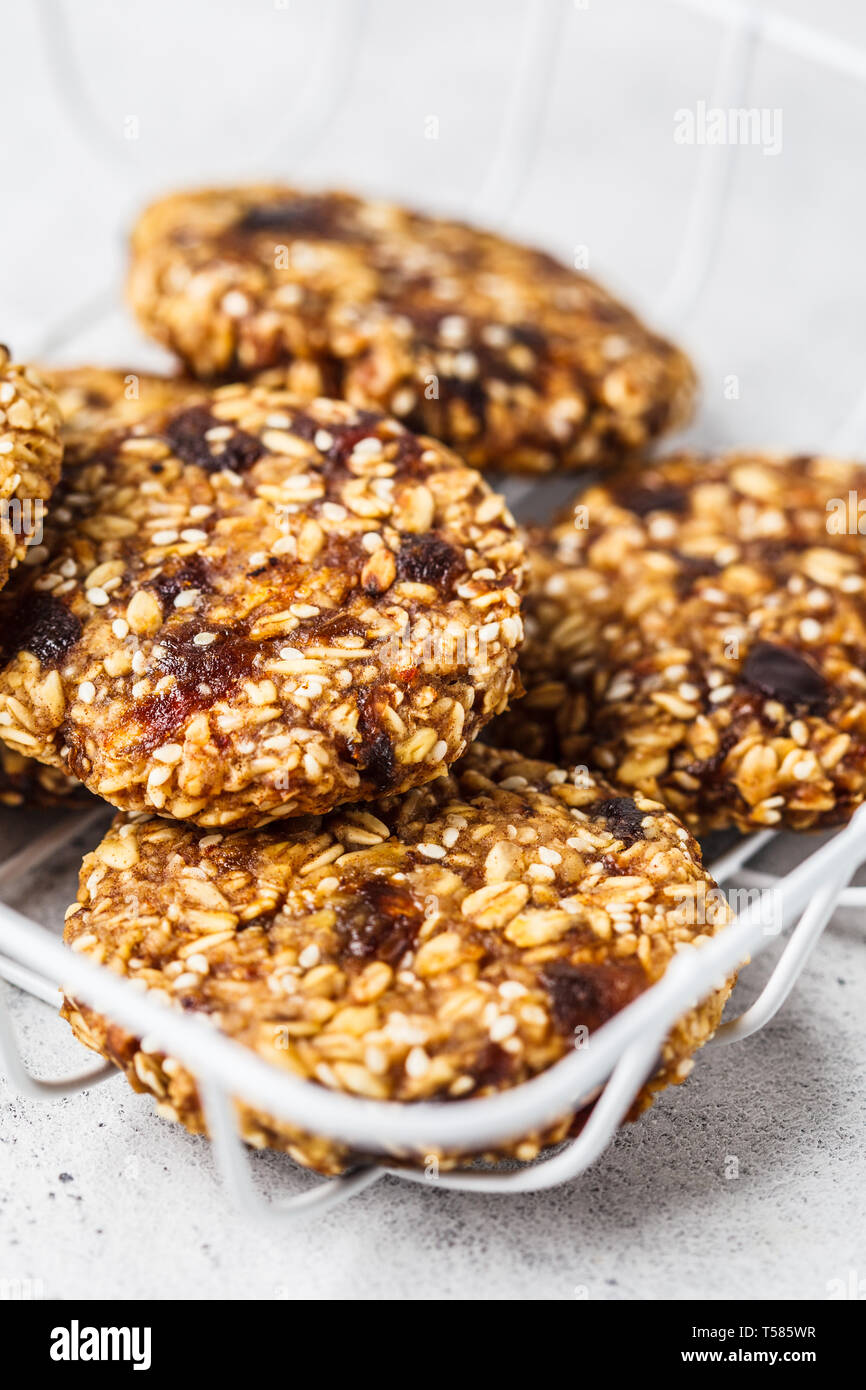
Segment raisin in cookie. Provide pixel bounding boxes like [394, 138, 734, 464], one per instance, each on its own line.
[0, 366, 198, 808]
[127, 185, 695, 475]
[62, 745, 732, 1175]
[490, 451, 866, 831]
[0, 386, 524, 826]
[0, 346, 63, 591]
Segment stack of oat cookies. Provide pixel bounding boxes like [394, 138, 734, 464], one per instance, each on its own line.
[3, 187, 860, 1174]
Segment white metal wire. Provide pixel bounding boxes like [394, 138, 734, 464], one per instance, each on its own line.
[1, 808, 864, 1219]
[3, 0, 866, 1222]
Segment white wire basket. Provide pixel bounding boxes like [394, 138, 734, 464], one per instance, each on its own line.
[2, 0, 866, 1224]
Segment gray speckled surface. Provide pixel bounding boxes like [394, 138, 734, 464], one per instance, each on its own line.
[2, 863, 864, 1300]
[1, 0, 866, 1300]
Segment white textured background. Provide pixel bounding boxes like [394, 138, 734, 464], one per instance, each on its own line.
[1, 0, 865, 1301]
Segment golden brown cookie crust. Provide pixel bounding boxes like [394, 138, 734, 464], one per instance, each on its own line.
[127, 185, 696, 475]
[491, 451, 866, 832]
[0, 366, 200, 809]
[0, 386, 524, 826]
[0, 346, 63, 592]
[62, 744, 732, 1174]
[45, 364, 204, 455]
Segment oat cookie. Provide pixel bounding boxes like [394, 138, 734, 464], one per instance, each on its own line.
[0, 366, 179, 806]
[128, 185, 695, 475]
[0, 367, 206, 810]
[46, 365, 203, 455]
[492, 451, 866, 832]
[0, 386, 524, 826]
[0, 346, 63, 591]
[62, 744, 732, 1174]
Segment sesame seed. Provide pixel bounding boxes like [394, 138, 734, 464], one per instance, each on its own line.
[806, 588, 829, 609]
[481, 323, 510, 348]
[77, 681, 96, 704]
[112, 619, 129, 639]
[193, 632, 216, 646]
[528, 863, 556, 882]
[453, 350, 479, 380]
[405, 1046, 430, 1078]
[180, 528, 208, 544]
[221, 290, 250, 317]
[153, 743, 183, 764]
[172, 972, 200, 991]
[151, 529, 178, 545]
[538, 846, 562, 866]
[438, 314, 468, 345]
[391, 388, 416, 416]
[365, 1045, 387, 1075]
[489, 1014, 517, 1042]
[416, 842, 446, 859]
[499, 981, 528, 1000]
[321, 501, 347, 522]
[86, 587, 110, 606]
[314, 429, 333, 451]
[298, 944, 320, 969]
[173, 590, 200, 609]
[351, 437, 382, 460]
